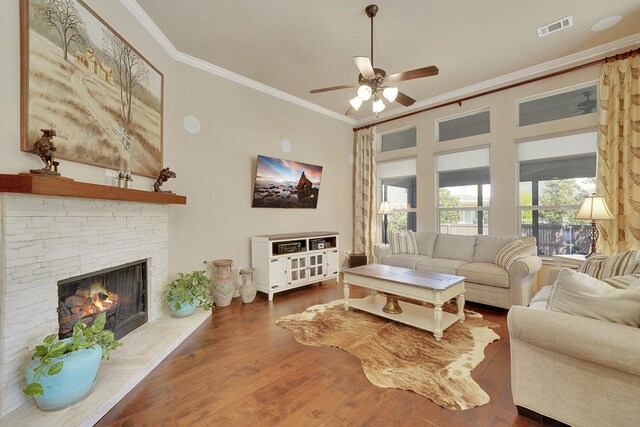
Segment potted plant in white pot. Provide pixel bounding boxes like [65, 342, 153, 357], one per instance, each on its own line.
[166, 270, 213, 317]
[23, 312, 122, 410]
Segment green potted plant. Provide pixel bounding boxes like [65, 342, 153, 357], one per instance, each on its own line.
[23, 312, 122, 410]
[166, 270, 213, 317]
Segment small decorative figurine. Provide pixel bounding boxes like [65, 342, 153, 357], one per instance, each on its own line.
[153, 167, 176, 192]
[30, 129, 61, 176]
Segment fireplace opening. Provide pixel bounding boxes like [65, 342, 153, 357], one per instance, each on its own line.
[57, 260, 148, 340]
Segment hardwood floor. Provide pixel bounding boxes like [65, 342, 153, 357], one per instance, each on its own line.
[96, 279, 544, 427]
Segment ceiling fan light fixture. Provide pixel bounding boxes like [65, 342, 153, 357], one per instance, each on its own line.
[372, 98, 385, 113]
[349, 96, 363, 111]
[383, 87, 398, 102]
[357, 84, 372, 101]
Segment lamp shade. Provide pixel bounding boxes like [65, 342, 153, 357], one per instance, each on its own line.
[378, 201, 393, 215]
[575, 194, 614, 220]
[357, 85, 372, 101]
[383, 87, 398, 102]
[372, 98, 386, 113]
[349, 96, 363, 111]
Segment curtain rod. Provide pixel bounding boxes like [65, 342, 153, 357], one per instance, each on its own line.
[352, 47, 640, 132]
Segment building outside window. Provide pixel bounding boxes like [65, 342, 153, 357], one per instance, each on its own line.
[436, 148, 490, 235]
[378, 158, 417, 235]
[518, 132, 597, 256]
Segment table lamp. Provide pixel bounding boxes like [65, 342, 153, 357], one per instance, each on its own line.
[575, 193, 614, 257]
[378, 201, 393, 244]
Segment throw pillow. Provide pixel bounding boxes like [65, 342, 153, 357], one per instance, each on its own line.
[474, 235, 517, 263]
[577, 250, 640, 280]
[603, 273, 640, 289]
[389, 231, 419, 255]
[494, 240, 536, 270]
[547, 269, 640, 327]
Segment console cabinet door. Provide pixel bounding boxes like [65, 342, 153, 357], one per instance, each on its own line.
[268, 257, 287, 290]
[326, 250, 339, 276]
[308, 252, 324, 280]
[288, 254, 308, 286]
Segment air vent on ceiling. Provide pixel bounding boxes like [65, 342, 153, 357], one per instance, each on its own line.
[537, 16, 573, 37]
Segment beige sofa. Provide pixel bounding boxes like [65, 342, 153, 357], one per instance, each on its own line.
[374, 232, 541, 308]
[509, 269, 640, 427]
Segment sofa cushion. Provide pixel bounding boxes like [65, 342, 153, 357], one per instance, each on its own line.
[382, 254, 428, 269]
[547, 269, 640, 327]
[495, 240, 536, 270]
[432, 234, 476, 262]
[456, 262, 509, 288]
[414, 231, 438, 257]
[389, 231, 418, 255]
[474, 235, 516, 263]
[416, 258, 470, 276]
[578, 250, 640, 280]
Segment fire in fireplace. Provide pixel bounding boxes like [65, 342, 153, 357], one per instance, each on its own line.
[57, 260, 148, 340]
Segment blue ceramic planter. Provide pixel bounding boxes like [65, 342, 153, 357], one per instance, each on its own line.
[24, 339, 103, 411]
[167, 298, 197, 317]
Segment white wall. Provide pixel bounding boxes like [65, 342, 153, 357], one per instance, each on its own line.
[0, 1, 354, 279]
[168, 63, 353, 275]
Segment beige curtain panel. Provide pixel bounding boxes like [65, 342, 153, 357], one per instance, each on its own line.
[353, 127, 377, 262]
[597, 54, 640, 253]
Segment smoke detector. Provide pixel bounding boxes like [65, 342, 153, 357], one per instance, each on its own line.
[537, 16, 573, 37]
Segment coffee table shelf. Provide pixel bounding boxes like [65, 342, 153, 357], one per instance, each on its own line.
[350, 294, 460, 332]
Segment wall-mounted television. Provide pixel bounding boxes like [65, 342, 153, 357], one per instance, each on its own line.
[252, 155, 323, 208]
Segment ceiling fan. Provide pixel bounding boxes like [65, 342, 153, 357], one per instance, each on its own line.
[310, 4, 439, 115]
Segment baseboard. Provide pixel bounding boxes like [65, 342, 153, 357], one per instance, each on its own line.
[516, 405, 570, 426]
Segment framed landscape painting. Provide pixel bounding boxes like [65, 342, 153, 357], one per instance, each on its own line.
[20, 0, 163, 177]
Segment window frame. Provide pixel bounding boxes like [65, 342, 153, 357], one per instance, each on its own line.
[517, 131, 597, 257]
[378, 157, 418, 235]
[516, 81, 598, 127]
[435, 107, 491, 143]
[436, 147, 491, 235]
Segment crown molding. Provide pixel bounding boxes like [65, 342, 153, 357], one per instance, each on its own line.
[353, 32, 640, 126]
[120, 0, 355, 125]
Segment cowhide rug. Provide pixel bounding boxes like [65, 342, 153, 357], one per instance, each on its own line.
[276, 297, 500, 410]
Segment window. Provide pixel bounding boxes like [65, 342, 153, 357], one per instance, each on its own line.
[437, 148, 490, 235]
[518, 132, 597, 256]
[380, 127, 417, 152]
[437, 109, 490, 142]
[518, 84, 597, 127]
[379, 158, 417, 235]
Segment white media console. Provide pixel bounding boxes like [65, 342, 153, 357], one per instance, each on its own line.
[251, 232, 339, 301]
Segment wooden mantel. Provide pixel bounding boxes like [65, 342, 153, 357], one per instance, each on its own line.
[0, 174, 186, 205]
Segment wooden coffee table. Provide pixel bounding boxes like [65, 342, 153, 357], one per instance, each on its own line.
[342, 264, 465, 341]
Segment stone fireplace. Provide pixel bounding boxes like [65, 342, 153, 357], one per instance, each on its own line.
[0, 193, 169, 416]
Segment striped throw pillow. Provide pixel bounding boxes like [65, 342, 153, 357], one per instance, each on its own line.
[495, 240, 536, 270]
[578, 250, 640, 280]
[603, 273, 640, 289]
[389, 231, 419, 255]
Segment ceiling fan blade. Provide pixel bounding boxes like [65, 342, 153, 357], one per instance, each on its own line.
[395, 91, 416, 107]
[387, 66, 439, 83]
[309, 84, 355, 94]
[354, 56, 375, 79]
